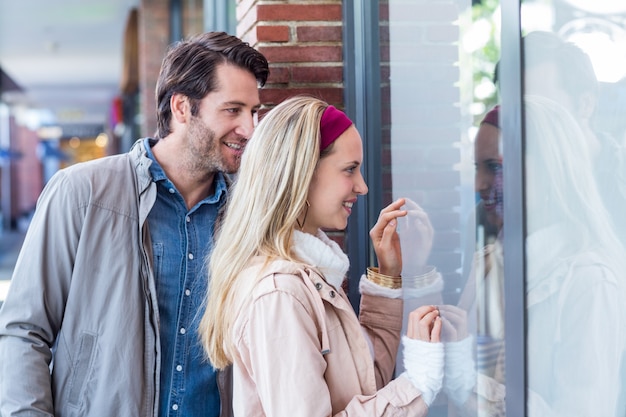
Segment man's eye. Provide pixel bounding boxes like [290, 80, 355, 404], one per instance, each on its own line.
[227, 108, 240, 114]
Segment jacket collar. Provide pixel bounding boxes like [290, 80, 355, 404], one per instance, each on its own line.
[291, 230, 349, 290]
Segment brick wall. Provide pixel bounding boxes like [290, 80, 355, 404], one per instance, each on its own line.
[13, 124, 42, 217]
[139, 0, 170, 138]
[237, 0, 348, 247]
[236, 0, 345, 112]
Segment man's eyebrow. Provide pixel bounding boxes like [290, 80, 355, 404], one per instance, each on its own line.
[220, 101, 245, 107]
[221, 101, 261, 110]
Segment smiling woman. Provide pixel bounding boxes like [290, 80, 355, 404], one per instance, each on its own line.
[200, 95, 444, 416]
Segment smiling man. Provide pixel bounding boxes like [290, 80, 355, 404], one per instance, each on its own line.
[0, 32, 269, 417]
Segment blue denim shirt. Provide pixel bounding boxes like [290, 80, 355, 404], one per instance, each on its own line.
[145, 139, 226, 417]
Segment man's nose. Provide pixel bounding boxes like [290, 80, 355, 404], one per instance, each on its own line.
[234, 114, 255, 138]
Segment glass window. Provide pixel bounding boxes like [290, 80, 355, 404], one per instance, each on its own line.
[521, 1, 626, 415]
[352, 1, 626, 415]
[373, 0, 504, 415]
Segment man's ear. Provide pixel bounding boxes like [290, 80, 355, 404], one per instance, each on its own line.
[577, 92, 597, 121]
[171, 93, 190, 125]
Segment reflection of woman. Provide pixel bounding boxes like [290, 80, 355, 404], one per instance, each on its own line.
[474, 105, 503, 242]
[524, 95, 626, 416]
[200, 96, 445, 416]
[456, 105, 506, 416]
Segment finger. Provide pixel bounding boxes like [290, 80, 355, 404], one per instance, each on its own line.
[439, 305, 466, 324]
[431, 316, 442, 343]
[407, 306, 438, 339]
[370, 209, 407, 239]
[417, 310, 440, 341]
[409, 305, 439, 321]
[439, 316, 457, 342]
[380, 198, 406, 214]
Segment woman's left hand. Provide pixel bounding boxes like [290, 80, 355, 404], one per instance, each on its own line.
[369, 198, 407, 277]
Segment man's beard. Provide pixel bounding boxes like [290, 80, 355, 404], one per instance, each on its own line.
[186, 116, 233, 174]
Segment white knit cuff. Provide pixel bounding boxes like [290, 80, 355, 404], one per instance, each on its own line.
[444, 336, 476, 407]
[402, 335, 444, 407]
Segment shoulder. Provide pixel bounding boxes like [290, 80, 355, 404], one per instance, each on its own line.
[41, 152, 143, 215]
[233, 259, 325, 337]
[249, 259, 318, 301]
[233, 259, 325, 321]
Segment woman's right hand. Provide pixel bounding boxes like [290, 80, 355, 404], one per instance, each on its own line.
[369, 198, 407, 277]
[406, 305, 441, 343]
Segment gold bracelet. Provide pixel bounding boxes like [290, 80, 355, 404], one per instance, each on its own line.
[402, 266, 439, 289]
[366, 267, 402, 289]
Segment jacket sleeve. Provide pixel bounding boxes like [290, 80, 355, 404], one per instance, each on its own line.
[235, 284, 429, 417]
[0, 171, 82, 415]
[529, 265, 625, 417]
[358, 293, 403, 388]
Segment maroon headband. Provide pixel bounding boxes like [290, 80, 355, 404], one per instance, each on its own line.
[320, 105, 353, 151]
[481, 105, 500, 128]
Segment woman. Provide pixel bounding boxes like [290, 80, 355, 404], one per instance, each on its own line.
[200, 96, 444, 416]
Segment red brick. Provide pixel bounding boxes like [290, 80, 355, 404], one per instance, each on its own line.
[266, 66, 291, 84]
[292, 66, 343, 83]
[258, 45, 342, 63]
[260, 87, 344, 106]
[297, 26, 342, 42]
[257, 4, 342, 21]
[257, 25, 290, 42]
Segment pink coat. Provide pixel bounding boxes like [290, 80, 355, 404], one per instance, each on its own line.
[230, 258, 430, 416]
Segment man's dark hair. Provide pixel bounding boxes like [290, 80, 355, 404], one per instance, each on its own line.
[155, 31, 269, 138]
[523, 30, 598, 104]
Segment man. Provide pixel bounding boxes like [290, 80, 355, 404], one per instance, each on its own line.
[0, 31, 269, 416]
[523, 30, 626, 248]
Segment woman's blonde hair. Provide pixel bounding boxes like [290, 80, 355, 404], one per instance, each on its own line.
[200, 95, 330, 369]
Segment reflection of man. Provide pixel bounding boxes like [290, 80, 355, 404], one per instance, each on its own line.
[524, 30, 626, 247]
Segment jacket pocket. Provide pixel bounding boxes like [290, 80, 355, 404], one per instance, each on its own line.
[67, 332, 97, 407]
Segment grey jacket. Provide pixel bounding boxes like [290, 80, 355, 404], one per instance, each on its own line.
[0, 139, 211, 416]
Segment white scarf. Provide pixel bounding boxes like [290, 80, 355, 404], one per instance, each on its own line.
[291, 230, 349, 290]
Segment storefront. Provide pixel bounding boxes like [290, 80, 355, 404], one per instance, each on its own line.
[341, 0, 626, 415]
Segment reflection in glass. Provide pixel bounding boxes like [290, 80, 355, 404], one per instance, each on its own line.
[524, 94, 626, 416]
[522, 2, 626, 415]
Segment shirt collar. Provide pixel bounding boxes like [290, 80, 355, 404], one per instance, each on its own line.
[143, 137, 228, 205]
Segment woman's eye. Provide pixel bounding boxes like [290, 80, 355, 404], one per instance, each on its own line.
[489, 162, 503, 173]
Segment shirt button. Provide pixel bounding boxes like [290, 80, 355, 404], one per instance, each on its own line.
[315, 283, 322, 290]
[172, 404, 179, 411]
[176, 365, 183, 372]
[179, 328, 186, 335]
[188, 253, 194, 260]
[168, 188, 175, 194]
[186, 215, 191, 222]
[185, 289, 191, 296]
[329, 290, 336, 298]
